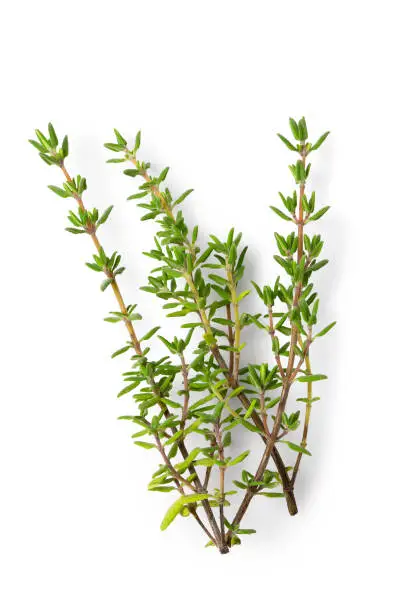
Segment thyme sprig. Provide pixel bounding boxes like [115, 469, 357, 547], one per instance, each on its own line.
[31, 117, 335, 553]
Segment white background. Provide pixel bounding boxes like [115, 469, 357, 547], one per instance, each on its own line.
[1, 1, 407, 610]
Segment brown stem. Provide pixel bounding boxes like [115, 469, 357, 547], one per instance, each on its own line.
[189, 509, 217, 544]
[227, 147, 310, 532]
[183, 271, 297, 512]
[126, 158, 295, 512]
[135, 168, 231, 550]
[154, 434, 196, 491]
[203, 467, 212, 490]
[226, 382, 292, 542]
[149, 387, 224, 549]
[225, 148, 310, 535]
[61, 164, 143, 355]
[210, 346, 297, 515]
[150, 385, 222, 543]
[155, 433, 225, 550]
[291, 350, 312, 485]
[60, 163, 223, 549]
[127, 156, 297, 522]
[214, 423, 227, 550]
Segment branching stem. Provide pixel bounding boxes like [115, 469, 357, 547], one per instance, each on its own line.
[59, 162, 224, 551]
[126, 156, 297, 515]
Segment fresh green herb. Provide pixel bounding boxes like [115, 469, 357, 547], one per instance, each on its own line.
[30, 117, 335, 553]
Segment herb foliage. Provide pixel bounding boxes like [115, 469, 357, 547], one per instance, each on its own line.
[31, 118, 334, 553]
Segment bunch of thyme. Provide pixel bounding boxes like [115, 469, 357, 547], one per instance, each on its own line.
[30, 117, 334, 553]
